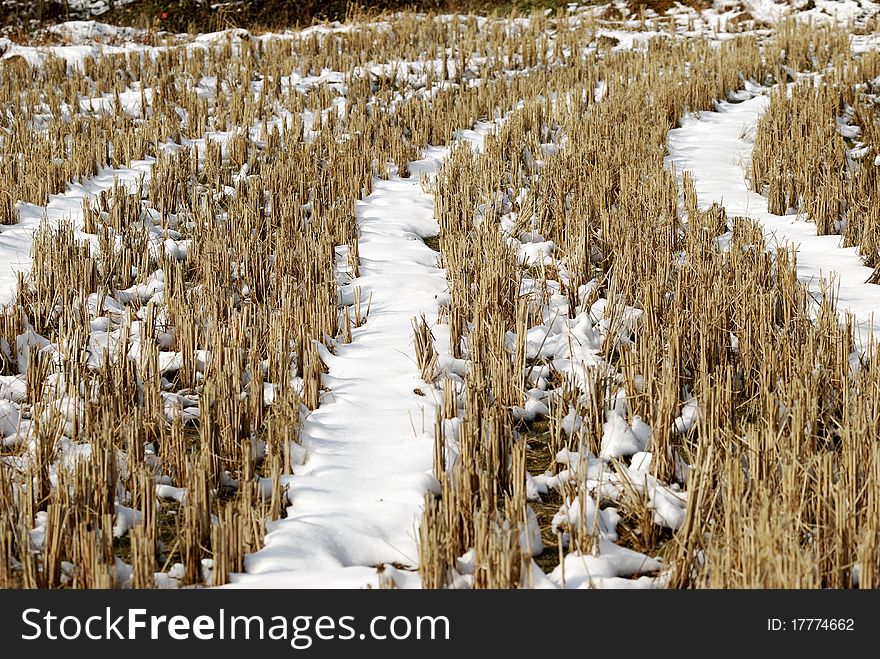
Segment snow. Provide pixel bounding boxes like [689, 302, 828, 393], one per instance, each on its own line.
[227, 125, 498, 589]
[0, 399, 19, 436]
[667, 92, 880, 349]
[623, 453, 688, 530]
[739, 0, 880, 26]
[0, 162, 153, 308]
[67, 0, 138, 17]
[1, 2, 879, 590]
[551, 496, 620, 541]
[43, 20, 147, 44]
[548, 540, 661, 589]
[600, 410, 651, 459]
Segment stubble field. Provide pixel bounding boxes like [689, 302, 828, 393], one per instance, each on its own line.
[1, 0, 880, 589]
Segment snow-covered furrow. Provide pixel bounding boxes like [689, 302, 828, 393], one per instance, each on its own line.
[228, 128, 496, 589]
[0, 162, 152, 307]
[666, 93, 880, 349]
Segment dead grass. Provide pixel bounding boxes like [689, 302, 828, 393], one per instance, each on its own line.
[751, 38, 880, 274]
[2, 9, 880, 590]
[419, 19, 880, 589]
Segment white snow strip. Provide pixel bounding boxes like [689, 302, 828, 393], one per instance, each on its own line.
[0, 161, 153, 308]
[227, 125, 497, 589]
[666, 94, 880, 348]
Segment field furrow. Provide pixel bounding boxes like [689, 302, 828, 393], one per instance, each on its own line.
[230, 152, 453, 588]
[667, 93, 880, 347]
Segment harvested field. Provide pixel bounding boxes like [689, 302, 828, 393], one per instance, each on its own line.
[1, 0, 880, 590]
